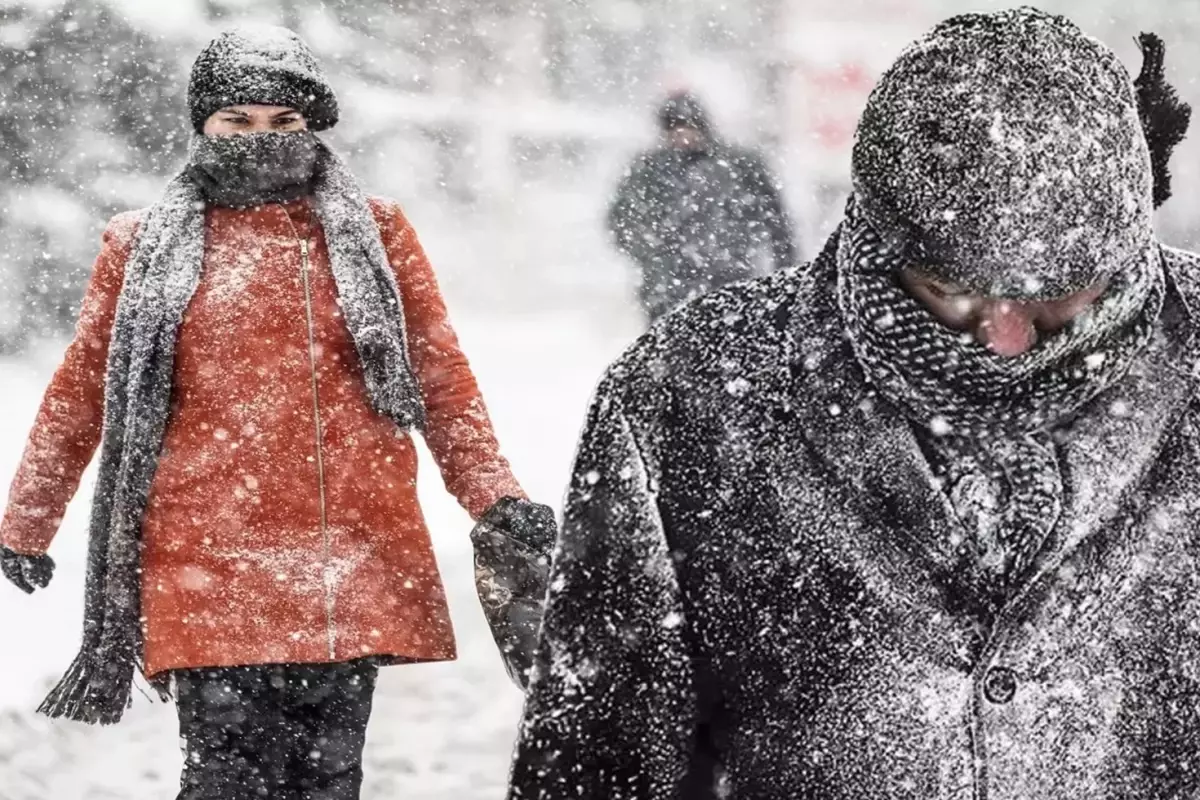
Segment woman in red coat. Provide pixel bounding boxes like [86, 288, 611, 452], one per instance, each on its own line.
[0, 26, 554, 800]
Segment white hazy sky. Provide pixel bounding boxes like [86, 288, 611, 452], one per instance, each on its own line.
[8, 0, 210, 34]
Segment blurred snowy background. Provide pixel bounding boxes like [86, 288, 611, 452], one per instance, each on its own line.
[1, 0, 1199, 797]
[3, 0, 1199, 349]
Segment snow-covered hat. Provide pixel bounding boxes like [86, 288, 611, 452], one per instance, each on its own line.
[851, 7, 1154, 299]
[188, 25, 339, 132]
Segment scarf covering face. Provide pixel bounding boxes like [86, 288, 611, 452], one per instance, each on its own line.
[837, 198, 1165, 591]
[187, 131, 320, 208]
[38, 135, 426, 725]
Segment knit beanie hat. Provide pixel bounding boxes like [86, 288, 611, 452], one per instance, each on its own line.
[188, 25, 339, 133]
[851, 7, 1154, 300]
[658, 91, 713, 135]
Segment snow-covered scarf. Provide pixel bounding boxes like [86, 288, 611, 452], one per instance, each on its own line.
[837, 198, 1165, 592]
[39, 137, 426, 725]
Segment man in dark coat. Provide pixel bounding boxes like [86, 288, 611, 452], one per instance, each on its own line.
[509, 8, 1198, 799]
[607, 91, 796, 323]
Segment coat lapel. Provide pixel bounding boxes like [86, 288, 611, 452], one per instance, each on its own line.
[762, 250, 985, 613]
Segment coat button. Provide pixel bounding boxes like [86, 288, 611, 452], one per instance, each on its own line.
[983, 666, 1018, 704]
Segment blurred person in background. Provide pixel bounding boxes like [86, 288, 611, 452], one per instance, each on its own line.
[0, 25, 555, 800]
[509, 9, 1200, 799]
[607, 90, 796, 325]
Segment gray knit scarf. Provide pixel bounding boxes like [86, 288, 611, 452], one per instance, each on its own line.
[39, 134, 426, 725]
[837, 198, 1165, 591]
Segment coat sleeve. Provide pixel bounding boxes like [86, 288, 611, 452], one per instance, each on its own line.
[371, 199, 526, 520]
[0, 214, 136, 556]
[508, 372, 696, 800]
[606, 159, 659, 267]
[743, 152, 796, 270]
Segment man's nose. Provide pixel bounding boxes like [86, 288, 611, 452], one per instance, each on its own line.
[976, 301, 1038, 357]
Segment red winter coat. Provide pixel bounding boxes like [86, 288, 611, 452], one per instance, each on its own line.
[0, 198, 525, 677]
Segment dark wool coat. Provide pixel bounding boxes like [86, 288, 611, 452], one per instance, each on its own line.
[607, 143, 795, 322]
[508, 232, 1200, 799]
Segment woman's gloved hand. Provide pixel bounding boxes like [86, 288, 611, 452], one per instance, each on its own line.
[480, 497, 557, 553]
[471, 498, 557, 690]
[1, 547, 55, 594]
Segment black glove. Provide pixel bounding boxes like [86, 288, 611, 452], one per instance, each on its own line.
[1, 547, 55, 594]
[480, 497, 557, 554]
[471, 498, 557, 690]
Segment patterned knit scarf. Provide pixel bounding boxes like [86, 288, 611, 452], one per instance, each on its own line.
[38, 138, 426, 725]
[837, 199, 1165, 589]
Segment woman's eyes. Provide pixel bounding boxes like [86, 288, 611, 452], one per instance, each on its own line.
[219, 117, 299, 127]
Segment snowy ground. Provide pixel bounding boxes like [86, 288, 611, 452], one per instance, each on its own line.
[0, 297, 642, 799]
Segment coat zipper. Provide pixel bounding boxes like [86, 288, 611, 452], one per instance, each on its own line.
[285, 210, 337, 660]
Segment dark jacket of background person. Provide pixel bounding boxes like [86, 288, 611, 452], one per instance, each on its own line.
[607, 92, 796, 323]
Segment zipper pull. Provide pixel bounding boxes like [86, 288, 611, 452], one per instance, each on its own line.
[300, 239, 310, 258]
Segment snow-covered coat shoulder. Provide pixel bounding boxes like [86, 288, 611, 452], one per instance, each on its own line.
[510, 232, 1200, 800]
[583, 231, 852, 497]
[83, 195, 417, 280]
[106, 207, 146, 245]
[98, 194, 414, 244]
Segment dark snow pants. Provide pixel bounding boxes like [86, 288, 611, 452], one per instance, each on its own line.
[175, 659, 378, 800]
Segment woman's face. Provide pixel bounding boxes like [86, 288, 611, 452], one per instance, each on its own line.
[899, 268, 1110, 358]
[202, 105, 308, 136]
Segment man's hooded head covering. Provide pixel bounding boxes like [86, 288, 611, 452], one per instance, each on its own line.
[850, 7, 1186, 300]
